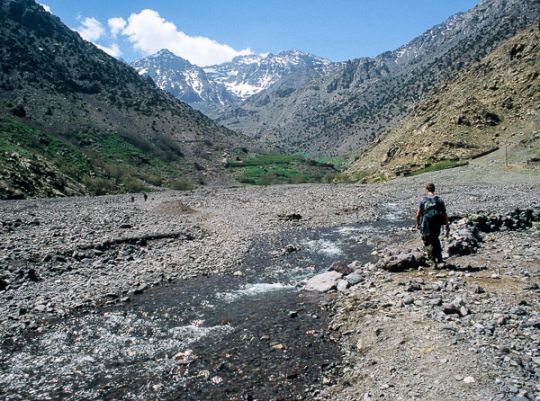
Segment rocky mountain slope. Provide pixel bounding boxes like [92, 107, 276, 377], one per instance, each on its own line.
[346, 20, 540, 181]
[215, 0, 540, 155]
[131, 50, 337, 114]
[204, 50, 336, 102]
[130, 49, 235, 114]
[0, 0, 251, 198]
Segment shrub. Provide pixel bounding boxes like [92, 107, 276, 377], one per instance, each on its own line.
[82, 176, 116, 195]
[410, 160, 460, 176]
[120, 176, 146, 193]
[167, 178, 195, 191]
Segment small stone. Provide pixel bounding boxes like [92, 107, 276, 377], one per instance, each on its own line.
[472, 285, 485, 294]
[430, 297, 443, 306]
[27, 269, 40, 282]
[463, 376, 475, 384]
[403, 296, 415, 305]
[406, 282, 422, 292]
[345, 272, 363, 286]
[442, 303, 460, 315]
[133, 284, 147, 295]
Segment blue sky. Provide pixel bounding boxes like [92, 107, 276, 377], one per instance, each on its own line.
[40, 0, 479, 65]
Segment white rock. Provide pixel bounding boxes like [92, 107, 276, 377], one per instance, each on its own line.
[337, 279, 350, 292]
[304, 271, 343, 293]
[463, 376, 475, 384]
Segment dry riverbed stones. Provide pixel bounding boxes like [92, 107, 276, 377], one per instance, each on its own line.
[1, 181, 539, 401]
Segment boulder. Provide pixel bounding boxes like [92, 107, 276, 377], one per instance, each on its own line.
[345, 272, 364, 286]
[328, 261, 354, 275]
[376, 251, 425, 272]
[304, 271, 343, 293]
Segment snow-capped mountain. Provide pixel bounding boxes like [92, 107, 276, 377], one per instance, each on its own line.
[203, 50, 335, 100]
[131, 49, 335, 112]
[130, 49, 234, 112]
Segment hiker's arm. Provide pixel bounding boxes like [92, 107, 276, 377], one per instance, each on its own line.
[442, 214, 449, 226]
[416, 208, 422, 229]
[441, 201, 449, 226]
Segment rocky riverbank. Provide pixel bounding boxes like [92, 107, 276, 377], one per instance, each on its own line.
[310, 207, 540, 401]
[1, 171, 539, 400]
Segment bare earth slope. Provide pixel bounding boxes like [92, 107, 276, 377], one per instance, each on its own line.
[348, 20, 540, 181]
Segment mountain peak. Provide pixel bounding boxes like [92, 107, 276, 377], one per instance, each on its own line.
[156, 48, 175, 56]
[151, 48, 188, 61]
[132, 48, 337, 106]
[277, 49, 309, 57]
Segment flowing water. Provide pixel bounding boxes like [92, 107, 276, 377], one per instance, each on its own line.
[0, 208, 410, 401]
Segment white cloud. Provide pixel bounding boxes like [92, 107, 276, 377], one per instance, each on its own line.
[76, 17, 105, 42]
[38, 2, 51, 13]
[96, 43, 122, 58]
[121, 9, 252, 66]
[108, 17, 127, 38]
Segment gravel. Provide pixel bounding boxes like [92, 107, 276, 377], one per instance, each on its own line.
[0, 169, 539, 400]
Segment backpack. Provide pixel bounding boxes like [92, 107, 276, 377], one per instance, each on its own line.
[421, 196, 443, 237]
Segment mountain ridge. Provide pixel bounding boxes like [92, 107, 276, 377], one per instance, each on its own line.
[131, 49, 338, 114]
[214, 0, 540, 155]
[0, 0, 253, 198]
[346, 20, 540, 181]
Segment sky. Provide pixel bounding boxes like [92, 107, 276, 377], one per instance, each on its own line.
[39, 0, 480, 66]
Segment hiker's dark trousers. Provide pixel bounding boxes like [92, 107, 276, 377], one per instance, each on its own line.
[422, 234, 443, 263]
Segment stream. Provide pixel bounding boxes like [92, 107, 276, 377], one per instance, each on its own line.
[0, 206, 410, 401]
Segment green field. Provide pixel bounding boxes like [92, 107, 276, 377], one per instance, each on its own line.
[410, 160, 462, 176]
[227, 153, 339, 185]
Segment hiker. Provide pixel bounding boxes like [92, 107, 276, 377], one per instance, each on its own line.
[143, 192, 148, 202]
[416, 183, 450, 268]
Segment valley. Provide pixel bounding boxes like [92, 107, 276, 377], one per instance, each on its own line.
[1, 165, 539, 400]
[1, 0, 540, 400]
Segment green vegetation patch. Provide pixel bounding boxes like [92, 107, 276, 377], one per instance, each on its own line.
[331, 169, 371, 183]
[0, 116, 195, 195]
[410, 160, 462, 176]
[0, 117, 93, 178]
[227, 153, 338, 186]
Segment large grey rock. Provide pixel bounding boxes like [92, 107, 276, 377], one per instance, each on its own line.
[304, 271, 343, 293]
[345, 272, 364, 286]
[376, 251, 426, 272]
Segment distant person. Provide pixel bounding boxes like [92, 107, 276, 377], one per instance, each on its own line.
[143, 192, 148, 202]
[416, 183, 450, 268]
